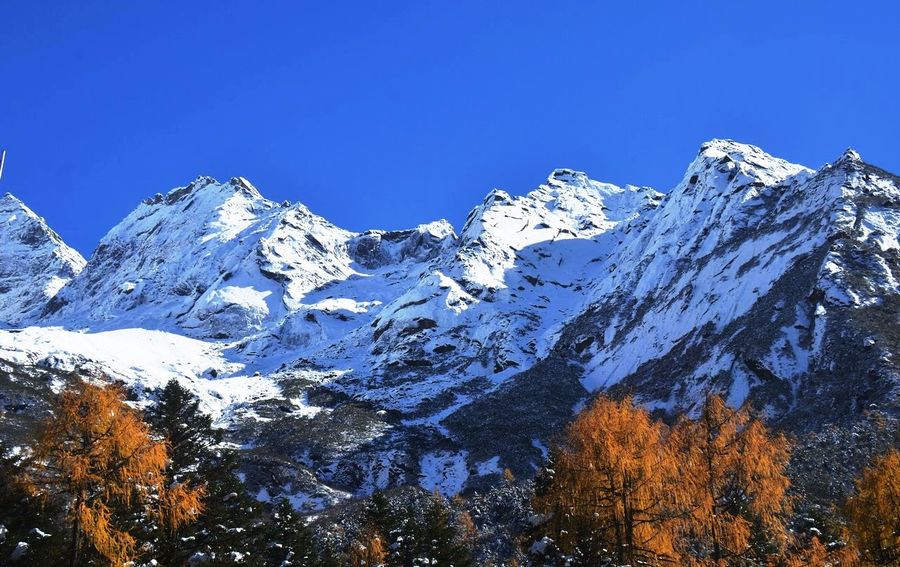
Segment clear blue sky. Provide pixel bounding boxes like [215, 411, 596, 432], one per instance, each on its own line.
[2, 1, 898, 255]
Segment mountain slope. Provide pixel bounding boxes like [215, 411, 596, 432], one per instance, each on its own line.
[573, 143, 900, 419]
[301, 171, 661, 414]
[450, 142, 900, 469]
[0, 193, 85, 325]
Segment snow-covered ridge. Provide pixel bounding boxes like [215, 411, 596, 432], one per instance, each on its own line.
[455, 168, 660, 291]
[0, 193, 85, 326]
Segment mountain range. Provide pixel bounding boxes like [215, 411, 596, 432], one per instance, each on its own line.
[1, 139, 897, 508]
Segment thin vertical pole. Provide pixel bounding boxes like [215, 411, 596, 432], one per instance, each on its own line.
[0, 150, 6, 182]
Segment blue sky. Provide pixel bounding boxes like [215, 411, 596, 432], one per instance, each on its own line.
[2, 1, 898, 255]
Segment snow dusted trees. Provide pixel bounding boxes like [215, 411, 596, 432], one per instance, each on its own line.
[0, 449, 58, 563]
[18, 381, 204, 566]
[532, 395, 794, 566]
[146, 378, 328, 565]
[346, 489, 474, 566]
[845, 448, 900, 564]
[266, 499, 328, 567]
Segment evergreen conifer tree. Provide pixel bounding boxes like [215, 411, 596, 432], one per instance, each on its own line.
[145, 378, 221, 480]
[145, 379, 266, 564]
[265, 499, 323, 566]
[418, 490, 472, 567]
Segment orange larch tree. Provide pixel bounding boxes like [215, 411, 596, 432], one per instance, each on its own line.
[348, 525, 387, 567]
[18, 380, 204, 566]
[671, 394, 792, 565]
[534, 396, 683, 566]
[845, 448, 900, 565]
[784, 534, 860, 567]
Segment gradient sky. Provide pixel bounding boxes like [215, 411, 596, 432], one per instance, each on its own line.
[2, 1, 898, 255]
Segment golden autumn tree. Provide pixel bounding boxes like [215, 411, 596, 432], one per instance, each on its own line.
[784, 534, 860, 567]
[785, 536, 829, 567]
[18, 381, 204, 567]
[534, 396, 682, 566]
[456, 506, 478, 549]
[671, 394, 792, 565]
[845, 449, 900, 565]
[348, 525, 387, 567]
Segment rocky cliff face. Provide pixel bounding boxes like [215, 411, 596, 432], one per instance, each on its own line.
[1, 140, 897, 509]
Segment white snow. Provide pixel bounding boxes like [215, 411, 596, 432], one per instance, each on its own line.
[10, 542, 29, 561]
[418, 450, 469, 496]
[475, 456, 502, 476]
[288, 394, 324, 418]
[0, 326, 279, 421]
[531, 438, 549, 460]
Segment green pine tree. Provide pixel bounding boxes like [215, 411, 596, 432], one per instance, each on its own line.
[0, 450, 60, 564]
[145, 378, 221, 480]
[418, 491, 472, 567]
[144, 379, 268, 565]
[264, 499, 322, 566]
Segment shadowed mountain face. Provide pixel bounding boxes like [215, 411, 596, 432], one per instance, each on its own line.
[1, 140, 897, 507]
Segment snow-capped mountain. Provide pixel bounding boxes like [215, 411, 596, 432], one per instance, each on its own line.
[1, 139, 897, 506]
[571, 142, 900, 420]
[0, 193, 85, 326]
[44, 176, 357, 339]
[449, 141, 900, 471]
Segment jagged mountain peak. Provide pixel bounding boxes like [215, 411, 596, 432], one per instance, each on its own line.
[464, 169, 659, 236]
[0, 192, 48, 220]
[109, 177, 276, 248]
[141, 175, 267, 210]
[454, 170, 659, 292]
[44, 175, 353, 337]
[0, 192, 84, 264]
[547, 168, 590, 186]
[0, 193, 86, 325]
[837, 147, 862, 164]
[605, 139, 816, 280]
[695, 138, 781, 160]
[690, 139, 813, 189]
[1, 191, 24, 207]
